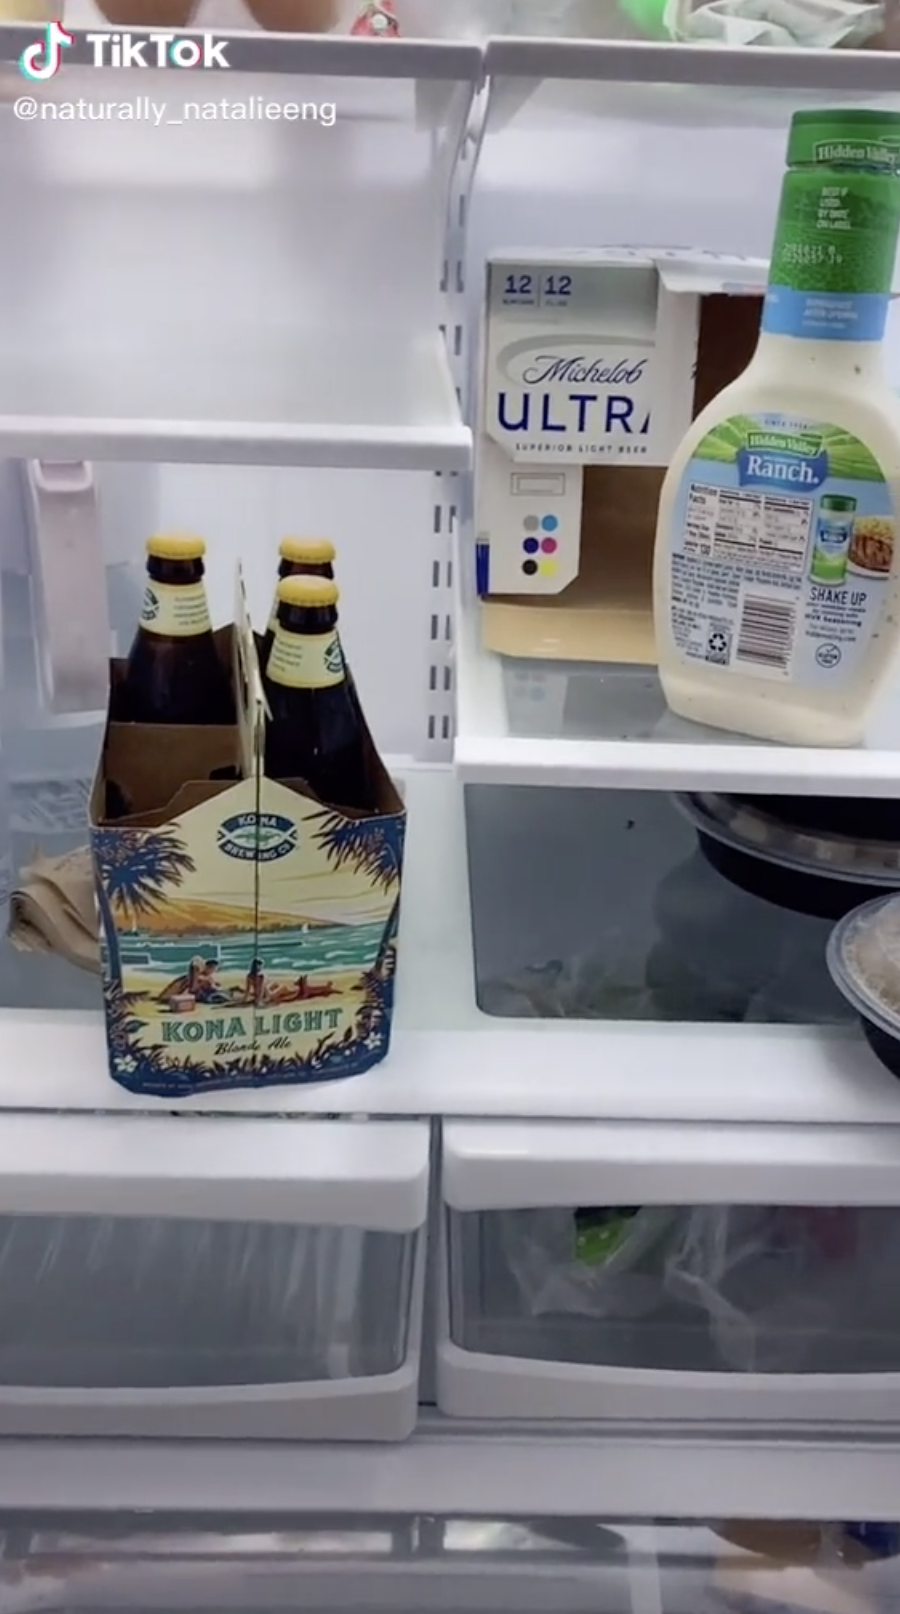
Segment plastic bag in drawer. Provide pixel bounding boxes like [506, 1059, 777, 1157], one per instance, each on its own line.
[618, 0, 884, 43]
[500, 1207, 680, 1320]
[662, 1207, 869, 1373]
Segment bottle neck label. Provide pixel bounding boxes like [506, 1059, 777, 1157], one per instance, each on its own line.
[762, 167, 900, 344]
[268, 629, 344, 689]
[140, 581, 212, 638]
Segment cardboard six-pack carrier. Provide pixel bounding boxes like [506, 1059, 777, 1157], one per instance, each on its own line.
[89, 581, 405, 1099]
[475, 248, 769, 670]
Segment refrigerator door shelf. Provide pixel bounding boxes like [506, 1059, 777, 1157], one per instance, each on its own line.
[23, 460, 110, 718]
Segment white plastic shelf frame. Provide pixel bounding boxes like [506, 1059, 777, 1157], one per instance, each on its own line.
[453, 551, 900, 795]
[0, 1514, 659, 1614]
[454, 39, 900, 794]
[0, 25, 478, 469]
[4, 1411, 900, 1519]
[6, 765, 900, 1137]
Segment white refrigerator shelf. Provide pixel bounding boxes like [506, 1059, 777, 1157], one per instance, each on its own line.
[3, 1412, 900, 1519]
[0, 327, 470, 473]
[4, 767, 900, 1130]
[0, 24, 484, 81]
[453, 576, 900, 795]
[5, 26, 898, 96]
[0, 14, 476, 474]
[481, 38, 900, 136]
[485, 36, 900, 92]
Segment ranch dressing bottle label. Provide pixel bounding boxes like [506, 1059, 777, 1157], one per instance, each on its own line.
[763, 116, 900, 344]
[660, 110, 900, 702]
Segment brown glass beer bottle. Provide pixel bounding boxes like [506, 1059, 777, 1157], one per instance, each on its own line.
[263, 576, 375, 813]
[261, 537, 335, 671]
[119, 533, 233, 725]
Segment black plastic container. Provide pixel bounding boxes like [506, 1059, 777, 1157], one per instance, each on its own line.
[737, 795, 900, 842]
[828, 895, 900, 1080]
[675, 794, 900, 921]
[859, 1018, 900, 1078]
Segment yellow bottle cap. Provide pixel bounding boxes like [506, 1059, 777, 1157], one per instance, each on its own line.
[277, 575, 339, 609]
[279, 536, 335, 563]
[146, 532, 206, 561]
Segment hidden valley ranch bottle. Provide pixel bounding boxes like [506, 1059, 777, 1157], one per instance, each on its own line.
[653, 108, 900, 746]
[119, 533, 234, 725]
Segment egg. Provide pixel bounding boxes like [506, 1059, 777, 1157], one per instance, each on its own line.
[0, 1, 59, 16]
[91, 0, 197, 21]
[242, 0, 338, 29]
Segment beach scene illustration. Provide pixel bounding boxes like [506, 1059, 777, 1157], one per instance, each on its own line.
[92, 778, 405, 1095]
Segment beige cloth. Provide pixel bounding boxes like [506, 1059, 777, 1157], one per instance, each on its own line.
[7, 847, 101, 975]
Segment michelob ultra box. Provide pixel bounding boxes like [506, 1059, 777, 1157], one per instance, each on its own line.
[476, 248, 768, 666]
[89, 579, 405, 1099]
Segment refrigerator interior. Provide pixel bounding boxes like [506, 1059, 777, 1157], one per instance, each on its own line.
[4, 0, 900, 1499]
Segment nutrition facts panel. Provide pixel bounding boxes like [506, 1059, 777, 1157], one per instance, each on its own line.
[684, 482, 812, 570]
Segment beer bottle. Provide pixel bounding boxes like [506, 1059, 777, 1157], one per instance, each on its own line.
[263, 575, 375, 813]
[119, 534, 233, 725]
[261, 537, 335, 671]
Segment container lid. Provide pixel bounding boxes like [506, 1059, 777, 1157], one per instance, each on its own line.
[146, 532, 206, 560]
[788, 109, 900, 170]
[279, 537, 335, 563]
[819, 494, 857, 512]
[277, 575, 339, 608]
[674, 792, 900, 886]
[827, 893, 900, 1043]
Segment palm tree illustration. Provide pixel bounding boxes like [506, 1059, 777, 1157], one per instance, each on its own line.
[92, 827, 196, 983]
[313, 810, 405, 976]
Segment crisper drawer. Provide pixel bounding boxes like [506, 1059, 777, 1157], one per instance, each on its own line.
[438, 1120, 900, 1423]
[4, 1516, 900, 1614]
[0, 1114, 428, 1441]
[0, 1514, 642, 1614]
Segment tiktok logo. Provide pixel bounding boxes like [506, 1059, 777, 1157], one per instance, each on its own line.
[19, 20, 74, 80]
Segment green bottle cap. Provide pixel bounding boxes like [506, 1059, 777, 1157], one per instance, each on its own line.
[820, 494, 857, 512]
[788, 109, 900, 171]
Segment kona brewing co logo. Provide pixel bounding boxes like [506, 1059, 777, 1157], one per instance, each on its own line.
[217, 813, 297, 863]
[140, 587, 160, 624]
[325, 638, 344, 677]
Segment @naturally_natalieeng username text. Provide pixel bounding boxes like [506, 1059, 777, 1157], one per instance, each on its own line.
[14, 95, 337, 124]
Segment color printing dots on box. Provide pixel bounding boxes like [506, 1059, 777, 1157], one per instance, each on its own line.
[523, 516, 559, 572]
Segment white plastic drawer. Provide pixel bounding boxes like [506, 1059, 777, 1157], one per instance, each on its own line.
[4, 1516, 899, 1614]
[0, 1514, 646, 1614]
[0, 1114, 428, 1441]
[438, 1120, 900, 1424]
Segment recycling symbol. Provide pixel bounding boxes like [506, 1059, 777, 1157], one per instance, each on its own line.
[708, 630, 728, 657]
